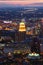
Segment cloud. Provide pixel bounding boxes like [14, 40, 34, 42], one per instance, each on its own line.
[0, 0, 43, 5]
[0, 0, 42, 2]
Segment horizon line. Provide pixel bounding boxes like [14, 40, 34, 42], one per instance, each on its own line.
[0, 1, 43, 5]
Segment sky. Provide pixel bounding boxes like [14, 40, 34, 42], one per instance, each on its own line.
[0, 1, 43, 5]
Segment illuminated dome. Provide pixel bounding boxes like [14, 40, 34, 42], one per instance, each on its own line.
[19, 22, 26, 32]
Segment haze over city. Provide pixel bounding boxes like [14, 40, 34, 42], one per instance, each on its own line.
[0, 1, 43, 6]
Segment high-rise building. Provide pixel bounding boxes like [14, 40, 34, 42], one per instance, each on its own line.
[31, 36, 40, 54]
[18, 21, 26, 42]
[15, 30, 19, 42]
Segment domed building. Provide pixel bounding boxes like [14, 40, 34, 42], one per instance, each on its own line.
[18, 21, 26, 42]
[19, 21, 26, 32]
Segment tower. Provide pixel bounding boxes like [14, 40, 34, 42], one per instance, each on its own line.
[18, 21, 26, 42]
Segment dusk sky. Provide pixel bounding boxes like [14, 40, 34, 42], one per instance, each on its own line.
[0, 1, 43, 5]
